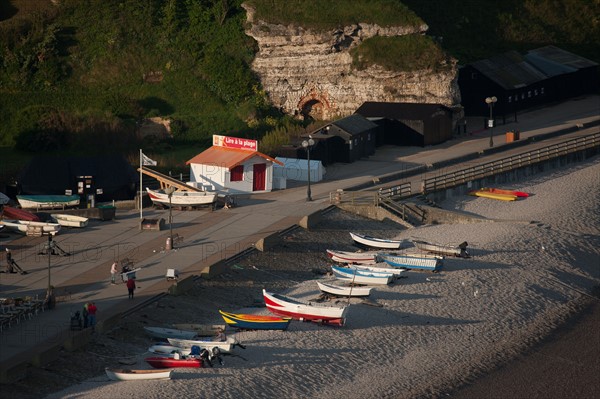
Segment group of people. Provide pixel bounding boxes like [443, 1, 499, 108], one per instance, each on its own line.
[81, 301, 98, 331]
[110, 261, 136, 299]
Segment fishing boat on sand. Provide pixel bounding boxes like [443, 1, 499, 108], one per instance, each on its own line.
[349, 263, 408, 277]
[145, 356, 203, 369]
[263, 289, 348, 326]
[331, 265, 393, 285]
[146, 187, 217, 207]
[170, 323, 227, 336]
[167, 336, 239, 353]
[410, 238, 470, 258]
[316, 281, 373, 297]
[379, 253, 442, 271]
[349, 232, 405, 249]
[480, 187, 529, 197]
[17, 194, 80, 209]
[326, 249, 379, 264]
[219, 310, 292, 330]
[144, 326, 198, 340]
[105, 367, 173, 381]
[468, 190, 517, 201]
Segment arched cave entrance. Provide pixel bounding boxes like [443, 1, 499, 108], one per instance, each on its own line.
[300, 99, 325, 121]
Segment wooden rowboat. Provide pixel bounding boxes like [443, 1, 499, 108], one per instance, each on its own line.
[410, 238, 470, 258]
[326, 249, 379, 264]
[0, 219, 61, 235]
[145, 356, 202, 369]
[105, 367, 172, 381]
[263, 289, 348, 326]
[349, 264, 407, 277]
[379, 253, 442, 271]
[331, 265, 393, 285]
[143, 326, 197, 340]
[50, 214, 89, 228]
[146, 187, 217, 207]
[316, 281, 373, 297]
[350, 232, 405, 249]
[219, 310, 292, 330]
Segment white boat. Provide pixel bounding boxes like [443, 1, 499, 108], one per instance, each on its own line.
[410, 238, 470, 258]
[105, 367, 172, 381]
[380, 253, 442, 271]
[170, 323, 227, 337]
[0, 219, 61, 235]
[349, 263, 407, 277]
[326, 249, 379, 264]
[167, 336, 238, 353]
[349, 232, 405, 249]
[146, 187, 217, 207]
[331, 265, 393, 285]
[17, 194, 80, 209]
[50, 214, 89, 228]
[144, 326, 197, 340]
[148, 344, 188, 357]
[263, 289, 348, 326]
[316, 281, 373, 297]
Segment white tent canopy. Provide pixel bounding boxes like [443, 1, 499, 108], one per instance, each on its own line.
[273, 157, 325, 182]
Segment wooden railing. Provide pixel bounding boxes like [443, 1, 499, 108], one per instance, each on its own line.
[422, 132, 600, 193]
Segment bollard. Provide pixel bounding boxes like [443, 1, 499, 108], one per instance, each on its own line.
[166, 237, 172, 251]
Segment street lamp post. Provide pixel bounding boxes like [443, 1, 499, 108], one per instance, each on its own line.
[485, 96, 497, 147]
[47, 234, 52, 293]
[164, 187, 176, 250]
[302, 137, 315, 201]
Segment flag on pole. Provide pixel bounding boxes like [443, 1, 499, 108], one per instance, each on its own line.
[141, 152, 157, 166]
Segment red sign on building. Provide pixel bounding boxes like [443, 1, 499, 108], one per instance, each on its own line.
[213, 135, 257, 151]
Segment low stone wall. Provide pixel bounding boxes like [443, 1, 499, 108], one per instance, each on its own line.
[299, 211, 322, 230]
[255, 232, 283, 251]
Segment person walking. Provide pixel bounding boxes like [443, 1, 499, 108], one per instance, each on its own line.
[82, 302, 89, 328]
[126, 277, 136, 299]
[87, 302, 97, 332]
[110, 261, 118, 284]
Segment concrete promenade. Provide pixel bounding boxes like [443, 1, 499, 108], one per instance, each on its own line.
[0, 95, 598, 382]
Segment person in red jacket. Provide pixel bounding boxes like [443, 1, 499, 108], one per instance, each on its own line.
[86, 302, 97, 332]
[126, 277, 136, 299]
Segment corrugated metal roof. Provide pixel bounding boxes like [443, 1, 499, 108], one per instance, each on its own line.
[332, 114, 378, 135]
[471, 51, 548, 89]
[354, 102, 452, 120]
[186, 146, 282, 169]
[525, 45, 597, 76]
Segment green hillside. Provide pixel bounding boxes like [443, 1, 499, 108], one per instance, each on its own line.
[1, 0, 597, 183]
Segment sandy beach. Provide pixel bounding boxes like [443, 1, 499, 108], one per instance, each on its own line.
[2, 155, 599, 399]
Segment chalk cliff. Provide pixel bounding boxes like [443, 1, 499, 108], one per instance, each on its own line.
[243, 4, 461, 120]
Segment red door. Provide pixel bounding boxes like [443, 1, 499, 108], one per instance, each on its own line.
[253, 163, 266, 191]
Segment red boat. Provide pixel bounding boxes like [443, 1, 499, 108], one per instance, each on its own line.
[145, 356, 203, 369]
[1, 206, 40, 221]
[481, 187, 529, 198]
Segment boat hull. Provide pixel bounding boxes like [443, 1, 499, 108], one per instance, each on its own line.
[326, 249, 379, 264]
[50, 214, 89, 228]
[144, 326, 198, 340]
[167, 337, 236, 353]
[331, 265, 393, 285]
[219, 310, 292, 330]
[145, 356, 202, 369]
[350, 232, 403, 249]
[481, 187, 529, 197]
[317, 281, 372, 297]
[146, 188, 217, 207]
[263, 289, 347, 326]
[17, 195, 80, 209]
[380, 254, 441, 271]
[105, 367, 173, 381]
[1, 206, 40, 221]
[468, 190, 517, 201]
[411, 239, 469, 258]
[0, 220, 61, 235]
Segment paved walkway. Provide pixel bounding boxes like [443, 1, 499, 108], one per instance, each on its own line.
[0, 95, 598, 379]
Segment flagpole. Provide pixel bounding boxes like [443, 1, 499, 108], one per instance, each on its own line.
[139, 148, 143, 220]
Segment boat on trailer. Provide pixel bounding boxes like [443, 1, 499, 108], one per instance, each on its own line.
[263, 289, 348, 326]
[17, 194, 80, 209]
[105, 367, 173, 381]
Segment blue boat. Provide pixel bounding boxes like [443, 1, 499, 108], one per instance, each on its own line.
[219, 310, 292, 330]
[380, 254, 442, 271]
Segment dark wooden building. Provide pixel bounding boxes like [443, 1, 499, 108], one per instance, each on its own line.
[276, 114, 378, 165]
[354, 102, 454, 147]
[459, 46, 599, 118]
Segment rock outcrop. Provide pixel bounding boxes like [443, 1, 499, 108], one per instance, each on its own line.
[243, 4, 461, 120]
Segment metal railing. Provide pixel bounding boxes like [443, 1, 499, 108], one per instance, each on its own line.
[423, 132, 600, 193]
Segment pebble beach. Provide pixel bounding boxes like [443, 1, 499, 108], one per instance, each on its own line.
[3, 156, 599, 399]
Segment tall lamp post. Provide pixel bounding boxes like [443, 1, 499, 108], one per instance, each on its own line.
[164, 186, 176, 250]
[302, 136, 315, 201]
[485, 96, 497, 147]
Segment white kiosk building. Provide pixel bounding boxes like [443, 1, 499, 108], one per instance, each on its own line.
[186, 135, 283, 193]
